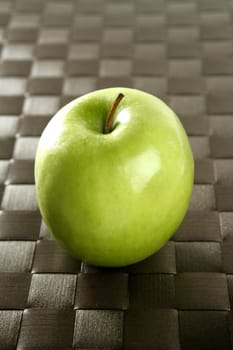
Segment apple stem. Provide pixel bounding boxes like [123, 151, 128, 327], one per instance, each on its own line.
[104, 93, 124, 134]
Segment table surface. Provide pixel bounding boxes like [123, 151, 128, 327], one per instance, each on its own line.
[1, 0, 233, 349]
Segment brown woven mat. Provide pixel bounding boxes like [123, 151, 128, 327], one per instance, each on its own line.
[1, 0, 233, 349]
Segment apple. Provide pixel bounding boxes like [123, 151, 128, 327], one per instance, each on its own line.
[35, 87, 194, 267]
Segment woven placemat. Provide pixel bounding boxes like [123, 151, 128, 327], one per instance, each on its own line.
[1, 0, 233, 349]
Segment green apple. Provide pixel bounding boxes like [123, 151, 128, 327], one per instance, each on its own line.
[35, 87, 194, 267]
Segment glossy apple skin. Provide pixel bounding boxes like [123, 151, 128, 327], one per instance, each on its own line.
[35, 87, 194, 267]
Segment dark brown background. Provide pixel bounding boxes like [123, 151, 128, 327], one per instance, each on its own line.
[1, 0, 233, 349]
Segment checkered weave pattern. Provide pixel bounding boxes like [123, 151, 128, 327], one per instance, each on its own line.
[1, 0, 233, 349]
